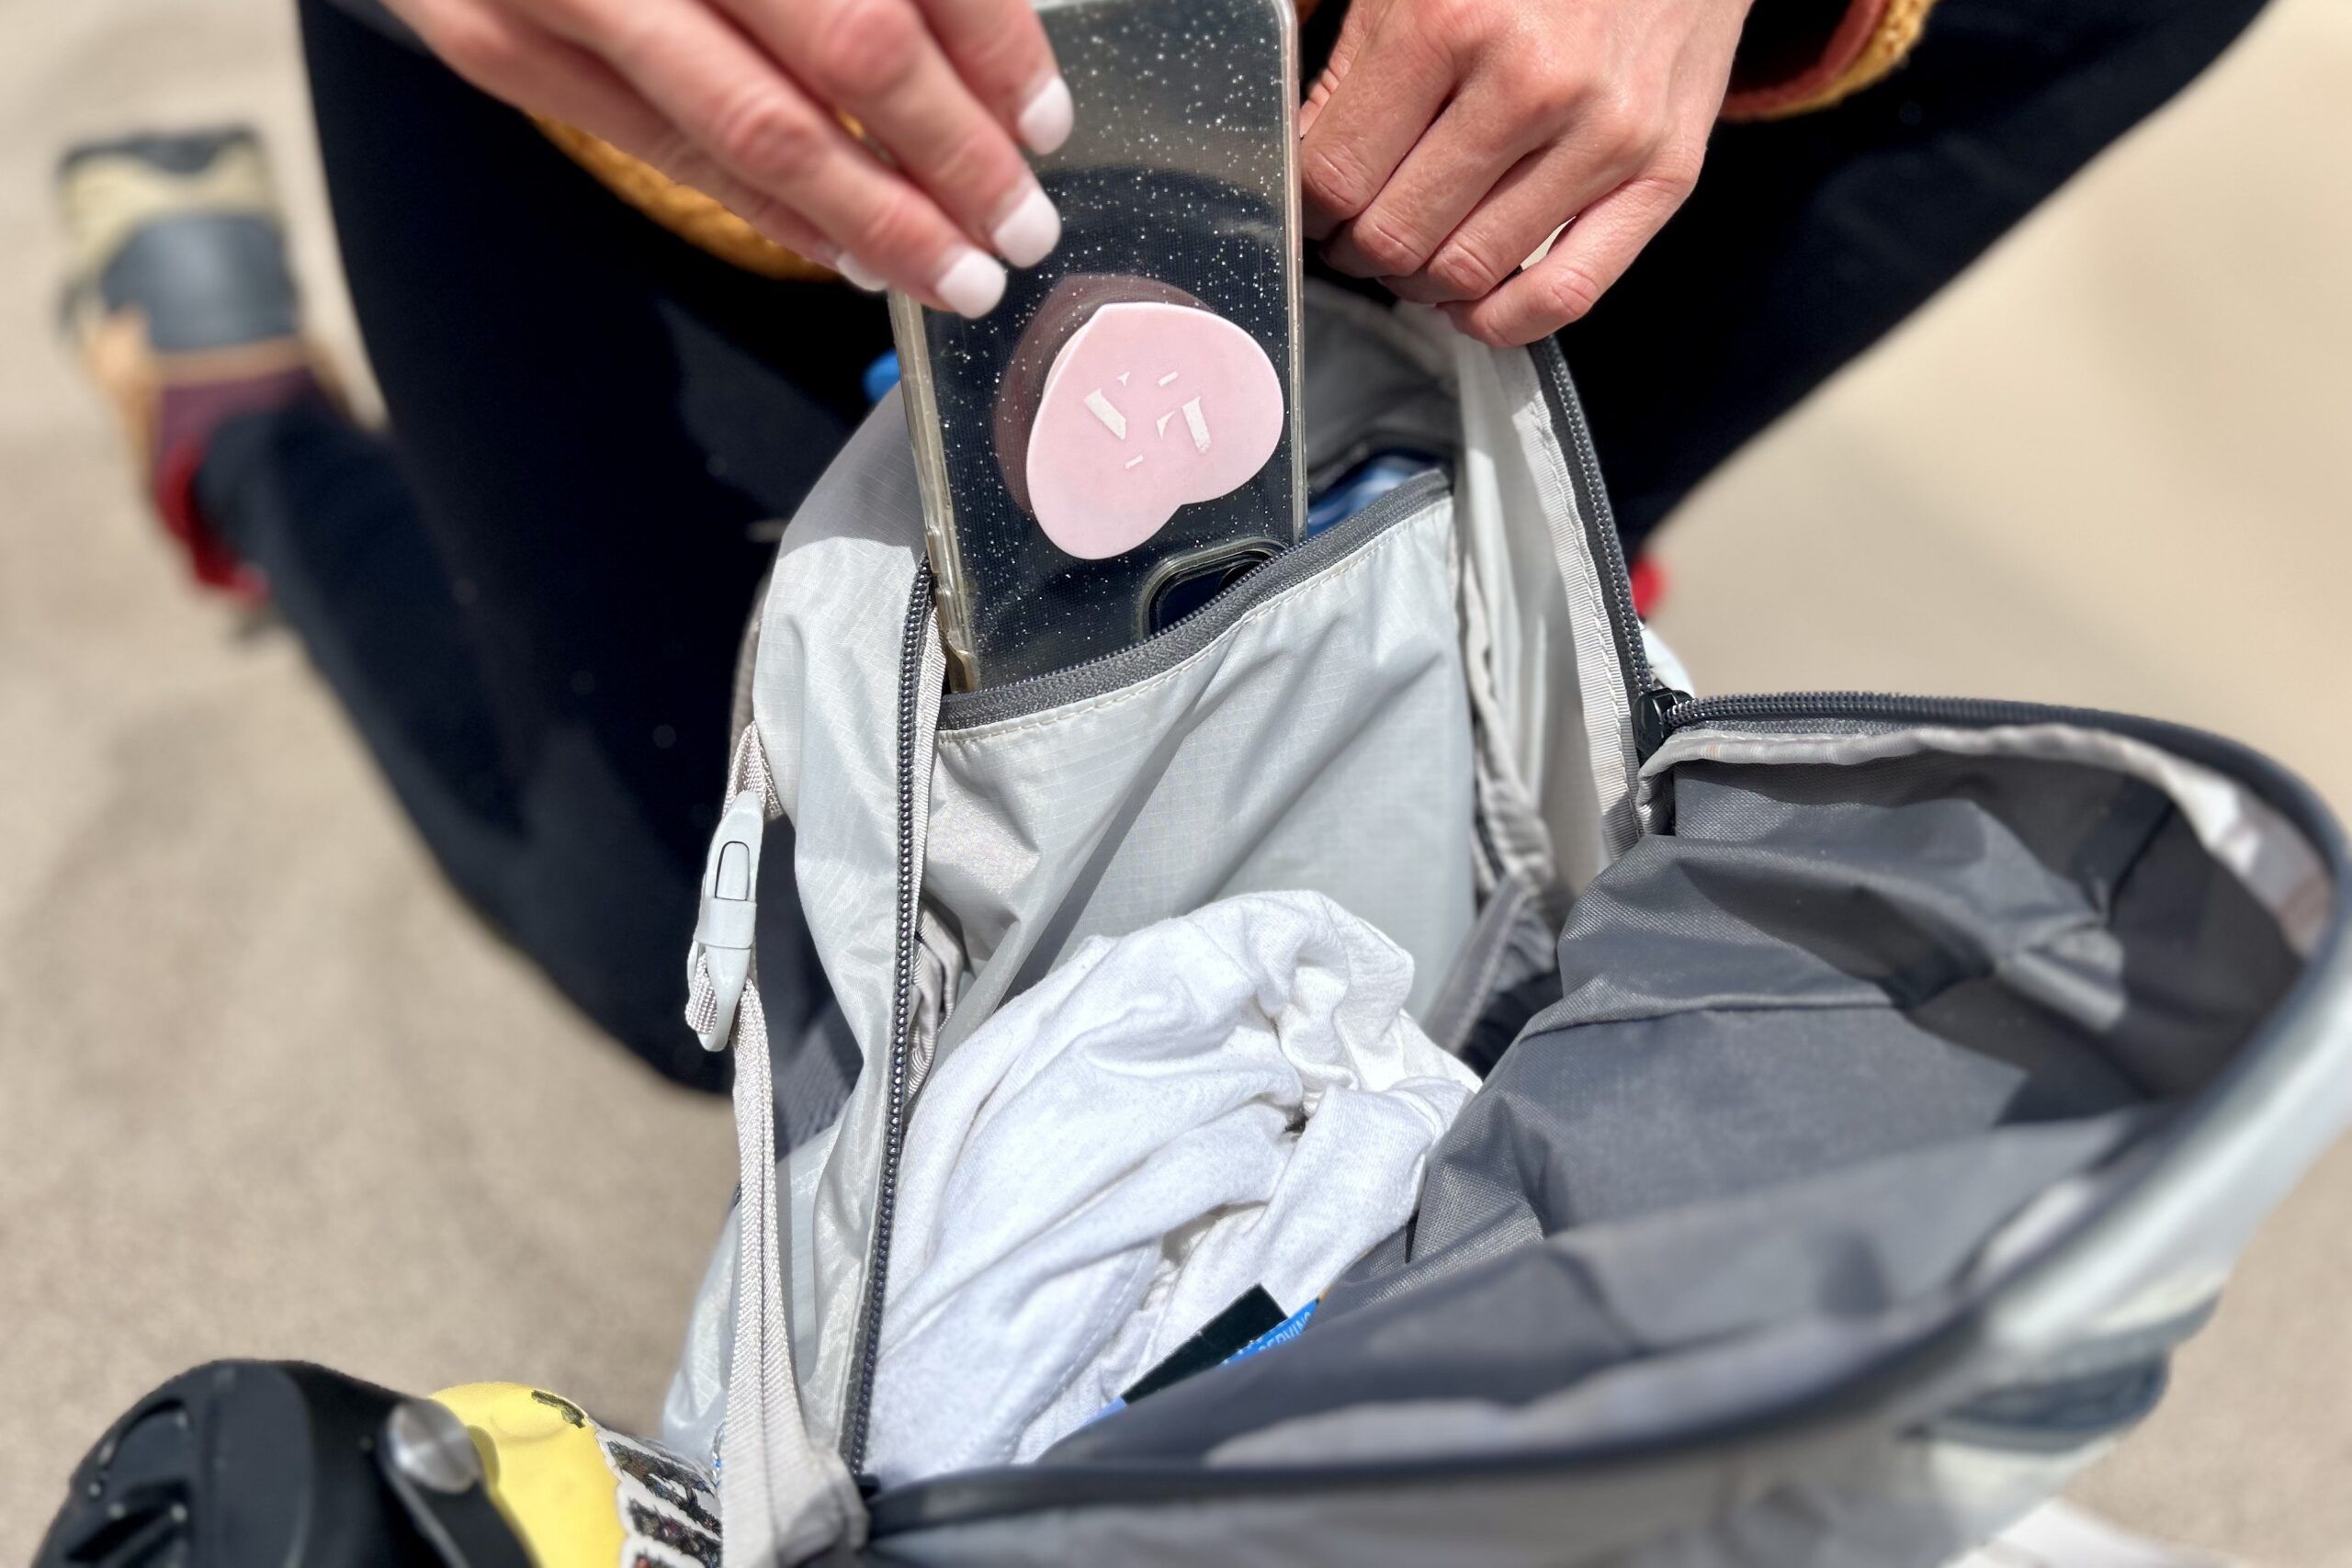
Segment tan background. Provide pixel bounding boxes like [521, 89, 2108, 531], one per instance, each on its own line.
[1, 0, 2346, 1562]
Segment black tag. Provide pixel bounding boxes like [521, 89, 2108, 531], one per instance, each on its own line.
[1119, 1286, 1288, 1404]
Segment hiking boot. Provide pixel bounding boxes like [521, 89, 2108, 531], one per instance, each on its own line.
[56, 125, 341, 598]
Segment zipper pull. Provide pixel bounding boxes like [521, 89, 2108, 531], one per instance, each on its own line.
[1634, 686, 1690, 762]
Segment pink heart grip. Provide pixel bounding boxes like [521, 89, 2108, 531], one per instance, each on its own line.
[1022, 301, 1286, 561]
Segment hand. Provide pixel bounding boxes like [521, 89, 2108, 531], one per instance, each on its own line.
[1301, 0, 1755, 346]
[385, 0, 1077, 316]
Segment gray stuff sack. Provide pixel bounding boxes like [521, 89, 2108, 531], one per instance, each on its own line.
[664, 286, 2352, 1566]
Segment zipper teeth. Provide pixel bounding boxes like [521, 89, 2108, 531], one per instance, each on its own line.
[1530, 340, 1652, 702]
[1662, 691, 2110, 733]
[841, 559, 936, 1473]
[1572, 415, 1649, 700]
[940, 469, 1447, 729]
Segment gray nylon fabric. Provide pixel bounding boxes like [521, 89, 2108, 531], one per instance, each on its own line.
[1044, 748, 2298, 1468]
[1363, 751, 2293, 1302]
[1441, 324, 1625, 890]
[1642, 723, 2335, 959]
[923, 494, 1476, 1031]
[1045, 1114, 2144, 1466]
[871, 1427, 2101, 1568]
[1298, 287, 1459, 483]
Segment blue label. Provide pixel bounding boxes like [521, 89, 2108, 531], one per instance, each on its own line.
[1086, 1298, 1319, 1427]
[1224, 1299, 1317, 1365]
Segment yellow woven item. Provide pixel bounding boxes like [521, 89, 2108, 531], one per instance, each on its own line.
[1724, 0, 1938, 121]
[534, 118, 838, 282]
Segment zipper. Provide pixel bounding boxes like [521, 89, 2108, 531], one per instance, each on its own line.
[951, 344, 1637, 737]
[1525, 338, 1656, 721]
[839, 559, 938, 1476]
[940, 468, 1448, 731]
[1656, 691, 2144, 748]
[1521, 342, 2191, 772]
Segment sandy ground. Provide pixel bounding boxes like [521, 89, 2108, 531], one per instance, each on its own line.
[2, 0, 2346, 1562]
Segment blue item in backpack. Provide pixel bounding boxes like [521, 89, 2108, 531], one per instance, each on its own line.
[863, 350, 901, 405]
[1306, 451, 1442, 536]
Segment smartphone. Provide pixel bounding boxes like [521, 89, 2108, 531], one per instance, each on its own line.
[890, 0, 1304, 691]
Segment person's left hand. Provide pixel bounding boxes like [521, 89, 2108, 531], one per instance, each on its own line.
[1301, 0, 1756, 347]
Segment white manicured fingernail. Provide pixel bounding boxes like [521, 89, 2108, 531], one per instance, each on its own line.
[1017, 73, 1074, 155]
[934, 246, 1007, 318]
[837, 254, 888, 292]
[989, 185, 1061, 268]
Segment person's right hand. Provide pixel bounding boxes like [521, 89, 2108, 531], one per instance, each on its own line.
[385, 0, 1075, 316]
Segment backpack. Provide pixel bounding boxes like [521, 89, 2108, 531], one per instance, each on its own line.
[667, 284, 2352, 1566]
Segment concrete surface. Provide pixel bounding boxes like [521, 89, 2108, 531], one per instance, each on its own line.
[1, 0, 2346, 1562]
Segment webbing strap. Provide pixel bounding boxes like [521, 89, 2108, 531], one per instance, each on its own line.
[718, 976, 865, 1566]
[688, 728, 866, 1566]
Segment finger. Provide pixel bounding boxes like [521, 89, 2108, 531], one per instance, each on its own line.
[1440, 171, 1689, 347]
[724, 0, 1060, 267]
[1380, 213, 1566, 303]
[554, 0, 1010, 315]
[1408, 119, 1668, 305]
[1297, 0, 1384, 139]
[1381, 258, 1510, 305]
[405, 0, 847, 269]
[1297, 1, 1456, 243]
[1319, 90, 1542, 281]
[913, 0, 1071, 153]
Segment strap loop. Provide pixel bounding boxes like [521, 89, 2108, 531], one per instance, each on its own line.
[718, 979, 866, 1566]
[685, 734, 868, 1565]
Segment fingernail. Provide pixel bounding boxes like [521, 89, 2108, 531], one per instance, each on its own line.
[934, 246, 1007, 318]
[837, 254, 888, 292]
[1017, 73, 1074, 155]
[989, 184, 1061, 268]
[1521, 220, 1570, 271]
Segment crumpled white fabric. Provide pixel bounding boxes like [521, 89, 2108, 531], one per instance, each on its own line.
[865, 890, 1480, 1483]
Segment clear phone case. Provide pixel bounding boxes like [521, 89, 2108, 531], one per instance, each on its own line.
[892, 0, 1303, 690]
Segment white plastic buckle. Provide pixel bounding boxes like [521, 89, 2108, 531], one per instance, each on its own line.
[692, 788, 765, 1052]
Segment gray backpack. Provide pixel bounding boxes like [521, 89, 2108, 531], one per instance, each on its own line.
[664, 287, 2352, 1566]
